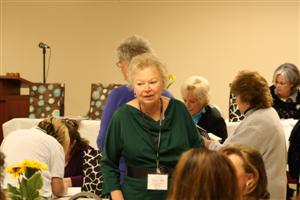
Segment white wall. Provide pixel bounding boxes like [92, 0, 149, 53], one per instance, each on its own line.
[1, 0, 299, 118]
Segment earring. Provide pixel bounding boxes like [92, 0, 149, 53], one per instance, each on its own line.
[246, 180, 252, 188]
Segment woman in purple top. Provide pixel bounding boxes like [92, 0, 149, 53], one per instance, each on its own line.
[97, 35, 172, 180]
[63, 119, 91, 187]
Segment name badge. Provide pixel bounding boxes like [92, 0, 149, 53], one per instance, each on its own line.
[147, 174, 168, 190]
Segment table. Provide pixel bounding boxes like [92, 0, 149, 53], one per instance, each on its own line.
[2, 118, 100, 149]
[226, 119, 298, 150]
[55, 187, 81, 199]
[3, 117, 297, 151]
[55, 187, 109, 200]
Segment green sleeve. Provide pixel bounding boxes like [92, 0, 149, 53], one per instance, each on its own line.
[101, 113, 123, 194]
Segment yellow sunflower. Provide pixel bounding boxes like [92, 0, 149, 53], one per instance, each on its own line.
[21, 160, 48, 171]
[167, 74, 176, 89]
[6, 163, 23, 178]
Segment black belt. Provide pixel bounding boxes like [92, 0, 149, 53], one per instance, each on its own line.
[127, 166, 173, 179]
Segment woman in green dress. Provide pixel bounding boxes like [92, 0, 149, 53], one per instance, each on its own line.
[101, 53, 204, 200]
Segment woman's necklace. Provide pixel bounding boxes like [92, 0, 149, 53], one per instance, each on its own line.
[139, 98, 163, 173]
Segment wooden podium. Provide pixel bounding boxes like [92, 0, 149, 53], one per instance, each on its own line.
[0, 75, 32, 144]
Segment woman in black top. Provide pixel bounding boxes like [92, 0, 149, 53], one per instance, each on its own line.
[270, 63, 300, 119]
[181, 75, 227, 142]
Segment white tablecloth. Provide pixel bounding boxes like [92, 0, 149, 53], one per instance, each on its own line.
[54, 187, 81, 199]
[2, 118, 100, 149]
[226, 119, 298, 150]
[54, 187, 109, 200]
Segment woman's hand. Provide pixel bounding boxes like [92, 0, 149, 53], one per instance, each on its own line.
[111, 190, 125, 200]
[63, 177, 72, 187]
[203, 136, 212, 148]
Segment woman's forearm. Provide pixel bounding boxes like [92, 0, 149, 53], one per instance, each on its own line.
[111, 190, 124, 200]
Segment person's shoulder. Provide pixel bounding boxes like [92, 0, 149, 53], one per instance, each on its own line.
[112, 102, 133, 116]
[109, 84, 132, 96]
[162, 89, 173, 98]
[31, 128, 63, 146]
[106, 84, 134, 104]
[205, 106, 224, 119]
[168, 98, 187, 110]
[248, 108, 280, 124]
[7, 128, 40, 139]
[254, 107, 276, 115]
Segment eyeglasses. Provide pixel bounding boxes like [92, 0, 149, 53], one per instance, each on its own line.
[275, 81, 289, 86]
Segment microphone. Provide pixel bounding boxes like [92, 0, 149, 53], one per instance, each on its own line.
[38, 42, 50, 49]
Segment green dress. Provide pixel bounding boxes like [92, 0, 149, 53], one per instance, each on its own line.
[101, 98, 204, 200]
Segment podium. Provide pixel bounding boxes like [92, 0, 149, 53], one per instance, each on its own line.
[0, 75, 32, 144]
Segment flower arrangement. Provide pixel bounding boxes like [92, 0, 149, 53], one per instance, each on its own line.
[167, 74, 176, 89]
[6, 160, 48, 200]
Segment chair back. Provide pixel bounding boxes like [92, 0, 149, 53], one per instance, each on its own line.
[86, 83, 121, 120]
[229, 92, 245, 122]
[28, 83, 65, 118]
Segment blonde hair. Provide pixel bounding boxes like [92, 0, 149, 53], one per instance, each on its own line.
[38, 117, 70, 152]
[181, 76, 211, 106]
[127, 53, 168, 89]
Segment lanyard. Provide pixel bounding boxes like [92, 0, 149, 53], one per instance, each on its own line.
[139, 98, 163, 174]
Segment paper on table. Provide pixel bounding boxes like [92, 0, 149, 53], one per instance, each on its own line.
[208, 133, 222, 141]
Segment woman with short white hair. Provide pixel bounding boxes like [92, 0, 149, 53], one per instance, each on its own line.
[181, 75, 227, 142]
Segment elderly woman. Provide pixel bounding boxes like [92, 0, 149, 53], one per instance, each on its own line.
[205, 70, 286, 200]
[181, 76, 227, 142]
[97, 35, 172, 182]
[270, 63, 300, 119]
[1, 117, 69, 198]
[101, 53, 204, 200]
[168, 148, 240, 200]
[97, 35, 172, 151]
[221, 145, 270, 200]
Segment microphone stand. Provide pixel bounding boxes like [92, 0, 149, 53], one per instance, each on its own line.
[42, 47, 46, 84]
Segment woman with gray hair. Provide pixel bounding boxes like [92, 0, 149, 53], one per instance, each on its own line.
[101, 53, 203, 200]
[270, 62, 300, 119]
[181, 76, 227, 142]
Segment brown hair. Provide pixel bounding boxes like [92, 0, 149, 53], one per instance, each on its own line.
[62, 119, 89, 155]
[230, 70, 272, 109]
[221, 145, 270, 200]
[38, 117, 70, 152]
[168, 148, 240, 200]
